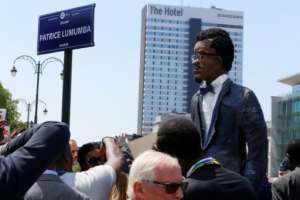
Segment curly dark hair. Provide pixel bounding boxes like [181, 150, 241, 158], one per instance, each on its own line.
[196, 28, 234, 71]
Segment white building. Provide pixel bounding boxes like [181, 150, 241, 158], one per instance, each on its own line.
[270, 73, 300, 176]
[137, 4, 244, 134]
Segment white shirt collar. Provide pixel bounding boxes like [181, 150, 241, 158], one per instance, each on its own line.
[210, 73, 228, 88]
[200, 73, 228, 87]
[43, 169, 58, 176]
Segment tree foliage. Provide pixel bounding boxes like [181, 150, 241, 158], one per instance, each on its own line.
[0, 83, 26, 131]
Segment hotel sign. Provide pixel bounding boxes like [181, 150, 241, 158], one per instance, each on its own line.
[149, 5, 183, 17]
[37, 4, 95, 54]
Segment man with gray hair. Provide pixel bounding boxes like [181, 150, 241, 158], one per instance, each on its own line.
[127, 150, 184, 200]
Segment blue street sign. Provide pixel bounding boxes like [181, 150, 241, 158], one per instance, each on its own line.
[37, 4, 95, 55]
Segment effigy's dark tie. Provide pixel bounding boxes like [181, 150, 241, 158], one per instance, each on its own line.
[199, 84, 214, 95]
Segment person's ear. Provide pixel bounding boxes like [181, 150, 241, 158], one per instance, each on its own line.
[152, 144, 158, 151]
[216, 55, 223, 66]
[63, 146, 73, 171]
[215, 56, 227, 72]
[288, 158, 296, 170]
[134, 181, 145, 198]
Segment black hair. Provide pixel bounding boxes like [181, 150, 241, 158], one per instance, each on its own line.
[196, 28, 234, 71]
[286, 139, 300, 162]
[156, 117, 202, 162]
[77, 142, 101, 168]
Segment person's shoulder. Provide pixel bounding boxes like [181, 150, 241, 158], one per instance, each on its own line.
[183, 176, 217, 193]
[279, 168, 300, 183]
[228, 81, 259, 103]
[292, 166, 300, 175]
[71, 166, 116, 200]
[219, 167, 253, 187]
[86, 164, 116, 176]
[25, 174, 78, 200]
[63, 165, 116, 184]
[217, 167, 256, 199]
[220, 166, 245, 178]
[24, 182, 43, 200]
[183, 171, 229, 200]
[227, 80, 251, 93]
[272, 174, 290, 190]
[273, 176, 285, 185]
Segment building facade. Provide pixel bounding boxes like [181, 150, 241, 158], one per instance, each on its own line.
[137, 4, 243, 134]
[271, 73, 300, 176]
[266, 121, 272, 177]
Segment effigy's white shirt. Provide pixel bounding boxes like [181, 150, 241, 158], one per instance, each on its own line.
[201, 74, 228, 138]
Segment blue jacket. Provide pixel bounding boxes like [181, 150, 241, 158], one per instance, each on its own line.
[191, 79, 268, 191]
[0, 121, 70, 199]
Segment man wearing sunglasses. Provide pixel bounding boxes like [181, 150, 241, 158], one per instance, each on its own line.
[190, 28, 267, 192]
[155, 117, 256, 200]
[59, 137, 123, 200]
[127, 150, 184, 200]
[77, 142, 106, 171]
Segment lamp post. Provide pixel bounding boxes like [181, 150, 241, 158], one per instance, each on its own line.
[11, 55, 63, 124]
[15, 98, 48, 128]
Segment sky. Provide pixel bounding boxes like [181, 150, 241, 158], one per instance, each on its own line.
[1, 0, 299, 145]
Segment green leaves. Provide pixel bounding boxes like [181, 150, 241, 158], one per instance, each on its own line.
[0, 83, 26, 131]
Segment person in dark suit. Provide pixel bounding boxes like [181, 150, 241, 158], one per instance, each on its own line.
[272, 139, 300, 200]
[155, 117, 256, 200]
[24, 174, 91, 200]
[0, 121, 70, 199]
[24, 142, 91, 200]
[190, 28, 268, 191]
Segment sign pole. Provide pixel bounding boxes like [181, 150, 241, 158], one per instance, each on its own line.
[61, 49, 72, 125]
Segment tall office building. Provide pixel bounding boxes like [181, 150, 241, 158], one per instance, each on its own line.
[271, 73, 300, 176]
[137, 4, 244, 134]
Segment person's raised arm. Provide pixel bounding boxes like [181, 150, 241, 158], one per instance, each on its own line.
[102, 137, 123, 172]
[0, 121, 70, 199]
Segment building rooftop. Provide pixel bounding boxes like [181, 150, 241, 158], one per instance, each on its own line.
[278, 73, 300, 86]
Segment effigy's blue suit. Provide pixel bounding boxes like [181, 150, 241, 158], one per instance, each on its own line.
[191, 78, 268, 191]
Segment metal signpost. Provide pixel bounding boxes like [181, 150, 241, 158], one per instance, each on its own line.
[37, 4, 95, 125]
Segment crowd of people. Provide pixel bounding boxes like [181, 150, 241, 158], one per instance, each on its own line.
[0, 28, 299, 200]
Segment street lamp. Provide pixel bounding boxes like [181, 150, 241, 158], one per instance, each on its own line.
[15, 98, 48, 128]
[11, 55, 63, 124]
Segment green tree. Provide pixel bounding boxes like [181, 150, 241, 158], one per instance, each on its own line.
[0, 83, 26, 131]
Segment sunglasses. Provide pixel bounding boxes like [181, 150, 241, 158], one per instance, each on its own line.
[142, 179, 186, 194]
[87, 156, 105, 166]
